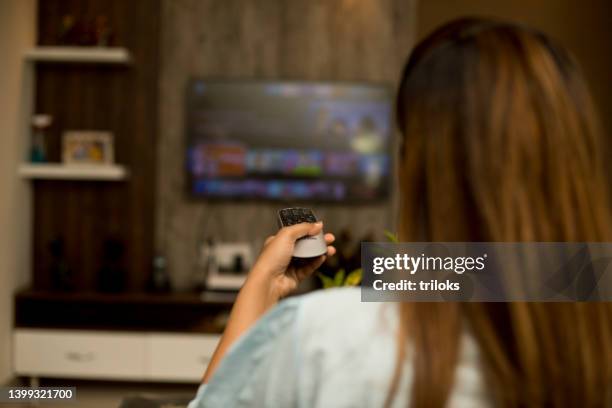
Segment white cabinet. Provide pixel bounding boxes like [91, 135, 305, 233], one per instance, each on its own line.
[148, 334, 219, 382]
[14, 329, 220, 383]
[14, 329, 146, 380]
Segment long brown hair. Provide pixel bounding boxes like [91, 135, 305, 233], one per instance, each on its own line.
[393, 18, 612, 407]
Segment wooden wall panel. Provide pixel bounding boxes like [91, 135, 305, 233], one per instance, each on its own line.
[33, 0, 160, 291]
[158, 0, 417, 289]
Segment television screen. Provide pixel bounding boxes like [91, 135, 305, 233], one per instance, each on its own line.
[186, 80, 392, 202]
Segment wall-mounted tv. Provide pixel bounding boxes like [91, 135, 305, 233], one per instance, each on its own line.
[186, 80, 392, 202]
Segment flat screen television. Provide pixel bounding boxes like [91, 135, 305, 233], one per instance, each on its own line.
[186, 80, 392, 202]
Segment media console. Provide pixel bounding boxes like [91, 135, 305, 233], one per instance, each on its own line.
[13, 289, 234, 385]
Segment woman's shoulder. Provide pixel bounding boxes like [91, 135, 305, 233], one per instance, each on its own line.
[290, 287, 400, 369]
[287, 288, 406, 406]
[196, 288, 487, 407]
[290, 289, 487, 407]
[193, 288, 402, 408]
[292, 286, 398, 338]
[294, 286, 396, 330]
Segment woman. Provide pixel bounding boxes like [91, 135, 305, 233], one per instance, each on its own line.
[189, 18, 612, 407]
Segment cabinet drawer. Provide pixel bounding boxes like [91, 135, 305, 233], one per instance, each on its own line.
[148, 334, 220, 382]
[14, 329, 146, 380]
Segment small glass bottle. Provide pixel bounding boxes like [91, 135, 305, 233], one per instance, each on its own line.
[148, 255, 171, 293]
[30, 114, 52, 163]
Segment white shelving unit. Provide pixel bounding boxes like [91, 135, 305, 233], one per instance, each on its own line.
[12, 42, 138, 385]
[18, 163, 129, 181]
[24, 46, 131, 64]
[17, 46, 132, 182]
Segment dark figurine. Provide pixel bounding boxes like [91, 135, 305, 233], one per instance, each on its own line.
[97, 239, 126, 293]
[49, 237, 74, 291]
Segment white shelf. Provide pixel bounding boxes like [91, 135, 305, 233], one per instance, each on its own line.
[18, 163, 129, 181]
[23, 47, 131, 64]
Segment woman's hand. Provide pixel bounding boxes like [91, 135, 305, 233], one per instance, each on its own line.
[249, 222, 336, 301]
[202, 222, 335, 383]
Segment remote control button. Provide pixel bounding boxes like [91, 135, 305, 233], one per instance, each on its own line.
[279, 208, 317, 226]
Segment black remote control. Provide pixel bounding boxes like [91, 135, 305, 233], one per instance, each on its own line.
[277, 208, 327, 258]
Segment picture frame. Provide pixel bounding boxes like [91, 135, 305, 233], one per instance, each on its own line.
[62, 130, 114, 165]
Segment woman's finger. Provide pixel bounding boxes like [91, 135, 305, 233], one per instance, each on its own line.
[279, 222, 323, 240]
[324, 233, 335, 244]
[326, 246, 336, 257]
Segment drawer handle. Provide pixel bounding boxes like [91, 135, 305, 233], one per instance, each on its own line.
[65, 351, 95, 362]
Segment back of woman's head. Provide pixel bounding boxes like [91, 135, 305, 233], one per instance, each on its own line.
[393, 18, 612, 407]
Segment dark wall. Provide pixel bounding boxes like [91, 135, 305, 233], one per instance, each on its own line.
[33, 0, 160, 291]
[157, 0, 417, 289]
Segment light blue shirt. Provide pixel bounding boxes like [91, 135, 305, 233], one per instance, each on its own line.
[188, 287, 489, 407]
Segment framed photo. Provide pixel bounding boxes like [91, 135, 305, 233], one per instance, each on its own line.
[62, 131, 114, 165]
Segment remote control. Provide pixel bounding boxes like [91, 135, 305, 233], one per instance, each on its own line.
[277, 208, 327, 258]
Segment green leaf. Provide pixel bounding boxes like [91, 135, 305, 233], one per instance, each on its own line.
[334, 269, 346, 287]
[384, 230, 399, 243]
[345, 268, 362, 286]
[317, 272, 335, 289]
